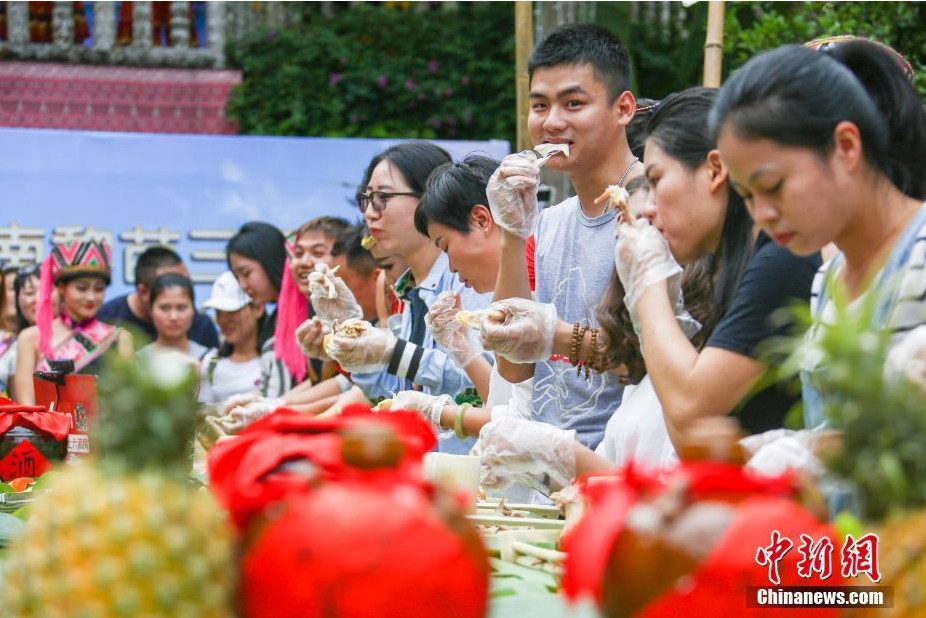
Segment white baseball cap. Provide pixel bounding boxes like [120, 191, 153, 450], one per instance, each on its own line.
[202, 271, 252, 312]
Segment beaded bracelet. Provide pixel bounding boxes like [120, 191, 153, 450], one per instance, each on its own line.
[571, 322, 588, 377]
[454, 403, 473, 440]
[585, 328, 600, 380]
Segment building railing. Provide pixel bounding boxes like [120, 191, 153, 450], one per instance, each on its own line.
[0, 1, 226, 68]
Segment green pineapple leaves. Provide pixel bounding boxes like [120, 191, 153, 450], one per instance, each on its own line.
[94, 353, 199, 476]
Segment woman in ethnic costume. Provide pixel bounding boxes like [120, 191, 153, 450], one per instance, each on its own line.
[13, 239, 133, 405]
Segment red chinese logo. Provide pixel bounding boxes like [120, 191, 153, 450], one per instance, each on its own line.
[755, 530, 793, 585]
[841, 533, 881, 583]
[756, 531, 881, 584]
[796, 533, 834, 580]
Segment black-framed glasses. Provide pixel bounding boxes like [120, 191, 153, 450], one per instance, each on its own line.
[356, 190, 418, 214]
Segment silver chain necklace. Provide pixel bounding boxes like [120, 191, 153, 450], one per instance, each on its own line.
[599, 156, 640, 216]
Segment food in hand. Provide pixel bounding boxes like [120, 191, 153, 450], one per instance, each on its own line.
[595, 184, 632, 221]
[533, 143, 570, 165]
[307, 264, 342, 299]
[456, 308, 508, 331]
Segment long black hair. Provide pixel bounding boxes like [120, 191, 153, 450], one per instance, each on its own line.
[226, 221, 287, 295]
[647, 87, 753, 331]
[413, 155, 499, 237]
[709, 41, 926, 200]
[226, 221, 285, 349]
[13, 266, 40, 332]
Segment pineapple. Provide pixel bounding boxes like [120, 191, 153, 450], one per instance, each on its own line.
[1, 353, 236, 618]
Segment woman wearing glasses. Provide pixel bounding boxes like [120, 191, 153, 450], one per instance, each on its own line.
[321, 140, 493, 454]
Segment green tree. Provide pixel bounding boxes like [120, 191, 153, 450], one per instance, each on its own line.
[724, 2, 926, 97]
[226, 3, 515, 142]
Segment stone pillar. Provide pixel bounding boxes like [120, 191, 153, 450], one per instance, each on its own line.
[206, 1, 226, 67]
[7, 2, 30, 50]
[93, 1, 116, 50]
[132, 1, 153, 49]
[170, 1, 190, 48]
[52, 1, 74, 48]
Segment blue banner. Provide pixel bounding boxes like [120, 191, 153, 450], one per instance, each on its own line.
[0, 127, 509, 301]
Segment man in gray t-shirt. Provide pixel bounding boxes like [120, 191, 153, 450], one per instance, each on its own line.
[489, 24, 643, 449]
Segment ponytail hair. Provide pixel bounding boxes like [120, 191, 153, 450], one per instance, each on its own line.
[823, 40, 926, 199]
[709, 42, 926, 199]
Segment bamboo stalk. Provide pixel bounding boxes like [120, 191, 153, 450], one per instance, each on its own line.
[703, 0, 725, 87]
[512, 540, 567, 564]
[515, 1, 533, 152]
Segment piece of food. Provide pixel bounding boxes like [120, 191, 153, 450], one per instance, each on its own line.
[456, 310, 487, 330]
[533, 143, 570, 164]
[373, 399, 393, 412]
[335, 318, 368, 339]
[306, 264, 342, 299]
[594, 184, 633, 221]
[456, 308, 507, 331]
[361, 235, 377, 250]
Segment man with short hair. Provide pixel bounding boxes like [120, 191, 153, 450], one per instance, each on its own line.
[329, 225, 381, 322]
[492, 24, 642, 449]
[97, 245, 219, 349]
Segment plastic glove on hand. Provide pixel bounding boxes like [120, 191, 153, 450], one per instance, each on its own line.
[614, 217, 690, 343]
[217, 397, 284, 434]
[885, 324, 926, 394]
[296, 317, 332, 361]
[471, 417, 576, 494]
[381, 390, 454, 438]
[486, 151, 542, 239]
[426, 291, 480, 367]
[322, 319, 396, 373]
[307, 264, 363, 325]
[221, 391, 261, 416]
[465, 297, 558, 364]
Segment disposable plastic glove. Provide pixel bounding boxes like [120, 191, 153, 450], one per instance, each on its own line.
[307, 264, 363, 325]
[742, 429, 825, 478]
[295, 316, 332, 361]
[221, 391, 261, 416]
[468, 297, 558, 364]
[471, 417, 576, 494]
[614, 217, 700, 343]
[383, 390, 455, 439]
[425, 291, 481, 368]
[216, 397, 284, 434]
[323, 319, 396, 373]
[885, 324, 926, 394]
[486, 151, 542, 239]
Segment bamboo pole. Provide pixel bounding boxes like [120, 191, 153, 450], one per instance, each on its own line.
[703, 0, 725, 87]
[515, 1, 533, 152]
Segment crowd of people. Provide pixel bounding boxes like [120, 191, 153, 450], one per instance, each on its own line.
[1, 24, 925, 500]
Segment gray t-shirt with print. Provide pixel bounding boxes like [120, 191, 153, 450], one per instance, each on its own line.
[532, 196, 625, 449]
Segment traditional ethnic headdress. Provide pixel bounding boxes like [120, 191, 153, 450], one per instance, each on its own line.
[37, 239, 113, 359]
[804, 34, 916, 82]
[273, 231, 309, 384]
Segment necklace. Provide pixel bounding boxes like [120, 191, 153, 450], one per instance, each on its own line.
[600, 156, 640, 216]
